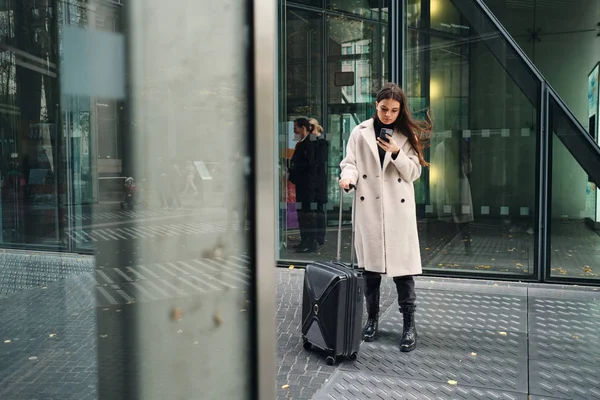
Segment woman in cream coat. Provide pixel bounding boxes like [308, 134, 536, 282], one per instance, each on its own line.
[339, 83, 431, 352]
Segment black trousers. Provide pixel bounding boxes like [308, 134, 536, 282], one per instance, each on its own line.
[315, 202, 326, 244]
[297, 201, 317, 247]
[363, 271, 416, 315]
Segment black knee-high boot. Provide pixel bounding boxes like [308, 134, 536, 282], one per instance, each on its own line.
[362, 272, 381, 341]
[394, 276, 417, 352]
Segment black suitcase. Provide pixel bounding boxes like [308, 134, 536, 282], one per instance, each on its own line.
[301, 187, 363, 365]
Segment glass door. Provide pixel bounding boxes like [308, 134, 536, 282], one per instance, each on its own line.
[405, 0, 540, 278]
[326, 13, 385, 231]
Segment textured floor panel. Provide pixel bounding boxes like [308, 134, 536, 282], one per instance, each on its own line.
[530, 333, 600, 365]
[529, 360, 600, 399]
[529, 396, 566, 400]
[419, 290, 527, 312]
[415, 291, 527, 332]
[313, 371, 528, 400]
[529, 297, 600, 318]
[529, 313, 600, 338]
[338, 327, 528, 393]
[529, 287, 600, 300]
[416, 280, 528, 296]
[381, 314, 528, 358]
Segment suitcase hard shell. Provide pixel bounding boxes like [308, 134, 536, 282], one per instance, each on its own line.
[301, 261, 363, 365]
[300, 186, 363, 365]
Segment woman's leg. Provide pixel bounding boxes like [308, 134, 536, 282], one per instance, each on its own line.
[362, 271, 382, 341]
[315, 202, 326, 245]
[393, 275, 417, 352]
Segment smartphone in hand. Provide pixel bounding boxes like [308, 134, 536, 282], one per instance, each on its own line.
[379, 128, 393, 142]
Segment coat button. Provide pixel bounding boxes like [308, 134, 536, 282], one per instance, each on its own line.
[363, 174, 367, 179]
[398, 178, 402, 182]
[376, 196, 380, 200]
[401, 198, 405, 203]
[360, 196, 365, 201]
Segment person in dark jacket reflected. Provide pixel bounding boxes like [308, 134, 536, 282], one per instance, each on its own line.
[289, 118, 318, 253]
[309, 118, 328, 246]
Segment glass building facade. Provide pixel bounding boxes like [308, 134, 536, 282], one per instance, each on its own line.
[277, 0, 600, 283]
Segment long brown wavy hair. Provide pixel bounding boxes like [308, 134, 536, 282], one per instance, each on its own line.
[374, 83, 432, 167]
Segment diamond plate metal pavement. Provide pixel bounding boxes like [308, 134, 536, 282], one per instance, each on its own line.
[312, 371, 528, 400]
[2, 249, 600, 399]
[337, 320, 528, 393]
[310, 275, 600, 400]
[529, 360, 600, 399]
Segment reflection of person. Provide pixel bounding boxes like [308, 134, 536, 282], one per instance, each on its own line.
[182, 160, 198, 195]
[289, 118, 318, 253]
[169, 158, 183, 210]
[431, 134, 473, 251]
[156, 156, 170, 209]
[309, 118, 328, 246]
[339, 83, 432, 352]
[227, 151, 248, 233]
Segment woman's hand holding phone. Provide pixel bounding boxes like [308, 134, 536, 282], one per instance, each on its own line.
[377, 131, 400, 154]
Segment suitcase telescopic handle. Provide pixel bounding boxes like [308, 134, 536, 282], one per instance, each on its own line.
[336, 184, 356, 268]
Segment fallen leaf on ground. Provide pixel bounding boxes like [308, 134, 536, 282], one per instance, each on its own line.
[282, 384, 290, 389]
[289, 265, 295, 269]
[448, 380, 458, 385]
[49, 334, 56, 338]
[499, 332, 508, 336]
[471, 352, 477, 357]
[4, 340, 11, 343]
[573, 335, 579, 339]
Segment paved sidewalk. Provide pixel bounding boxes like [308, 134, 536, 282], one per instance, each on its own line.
[0, 252, 599, 399]
[277, 269, 600, 400]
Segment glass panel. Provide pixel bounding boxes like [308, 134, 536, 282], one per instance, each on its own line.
[484, 0, 597, 128]
[549, 93, 600, 280]
[289, 0, 323, 8]
[329, 0, 383, 20]
[430, 0, 468, 36]
[382, 0, 389, 22]
[406, 0, 422, 28]
[59, 3, 126, 253]
[87, 0, 255, 397]
[279, 13, 385, 262]
[406, 0, 540, 276]
[279, 8, 323, 259]
[0, 0, 64, 249]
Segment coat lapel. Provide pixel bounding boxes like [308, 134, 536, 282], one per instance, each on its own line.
[359, 119, 380, 165]
[382, 131, 409, 172]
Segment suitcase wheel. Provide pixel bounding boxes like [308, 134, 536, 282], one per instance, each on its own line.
[326, 356, 336, 366]
[302, 336, 312, 350]
[349, 353, 358, 361]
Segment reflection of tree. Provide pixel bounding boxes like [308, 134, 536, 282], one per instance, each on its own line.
[7, 0, 57, 124]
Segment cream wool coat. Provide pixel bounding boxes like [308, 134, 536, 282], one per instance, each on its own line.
[340, 118, 423, 277]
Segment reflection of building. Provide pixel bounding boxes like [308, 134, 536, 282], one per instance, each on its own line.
[0, 0, 125, 252]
